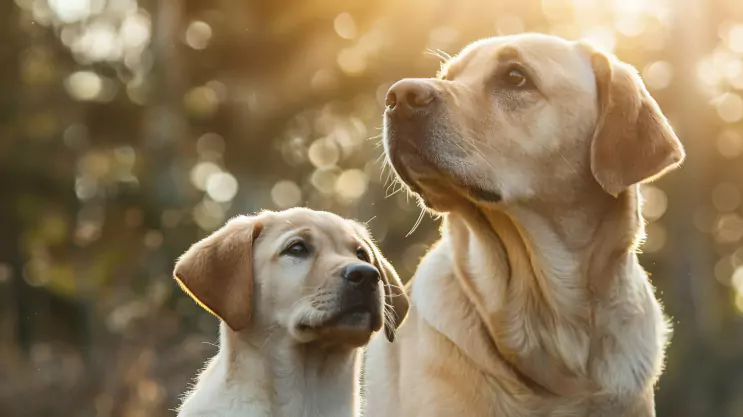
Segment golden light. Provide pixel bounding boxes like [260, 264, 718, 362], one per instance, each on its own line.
[196, 133, 226, 158]
[714, 92, 743, 123]
[711, 183, 741, 212]
[337, 47, 367, 75]
[641, 185, 668, 222]
[643, 61, 673, 91]
[48, 0, 93, 23]
[113, 146, 137, 171]
[735, 292, 743, 315]
[715, 213, 743, 244]
[184, 86, 219, 118]
[428, 27, 460, 51]
[185, 21, 212, 50]
[143, 231, 164, 250]
[120, 12, 151, 51]
[643, 222, 667, 253]
[0, 264, 12, 284]
[732, 266, 743, 292]
[726, 23, 743, 53]
[717, 129, 743, 158]
[73, 21, 123, 62]
[75, 177, 98, 200]
[496, 14, 525, 36]
[733, 247, 743, 268]
[189, 161, 221, 191]
[308, 138, 341, 168]
[582, 26, 616, 52]
[64, 71, 103, 101]
[271, 180, 303, 208]
[192, 199, 226, 231]
[206, 172, 239, 203]
[334, 13, 358, 40]
[335, 169, 368, 200]
[311, 168, 341, 194]
[79, 151, 111, 178]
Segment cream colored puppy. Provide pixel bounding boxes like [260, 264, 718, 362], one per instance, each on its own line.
[174, 208, 408, 417]
[364, 34, 684, 416]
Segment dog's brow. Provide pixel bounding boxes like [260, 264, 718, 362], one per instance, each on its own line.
[278, 227, 312, 244]
[439, 51, 475, 80]
[494, 46, 522, 64]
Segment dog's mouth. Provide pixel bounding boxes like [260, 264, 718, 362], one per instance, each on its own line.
[387, 142, 502, 207]
[293, 298, 383, 347]
[297, 305, 379, 332]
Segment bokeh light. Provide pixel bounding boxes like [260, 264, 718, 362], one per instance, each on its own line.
[334, 13, 357, 40]
[271, 180, 303, 208]
[184, 21, 212, 50]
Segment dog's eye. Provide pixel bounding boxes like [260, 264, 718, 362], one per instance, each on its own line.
[504, 68, 528, 88]
[283, 241, 309, 256]
[356, 248, 370, 262]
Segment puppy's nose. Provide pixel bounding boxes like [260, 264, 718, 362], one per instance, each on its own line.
[386, 79, 434, 114]
[343, 264, 380, 286]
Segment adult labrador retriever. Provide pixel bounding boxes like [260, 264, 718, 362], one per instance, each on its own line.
[173, 208, 408, 417]
[364, 34, 684, 416]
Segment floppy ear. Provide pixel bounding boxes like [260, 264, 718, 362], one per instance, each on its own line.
[173, 216, 263, 331]
[367, 239, 410, 342]
[589, 48, 685, 197]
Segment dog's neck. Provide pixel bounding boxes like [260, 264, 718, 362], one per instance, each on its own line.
[229, 324, 361, 417]
[442, 184, 645, 397]
[189, 323, 361, 417]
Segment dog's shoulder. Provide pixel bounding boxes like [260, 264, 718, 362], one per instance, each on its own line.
[178, 352, 272, 417]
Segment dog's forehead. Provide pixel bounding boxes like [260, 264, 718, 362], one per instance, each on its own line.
[448, 34, 590, 81]
[267, 209, 361, 242]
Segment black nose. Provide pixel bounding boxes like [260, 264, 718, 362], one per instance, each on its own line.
[343, 264, 380, 286]
[385, 79, 435, 115]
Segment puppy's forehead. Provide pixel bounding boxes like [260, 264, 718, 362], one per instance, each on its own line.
[266, 209, 362, 242]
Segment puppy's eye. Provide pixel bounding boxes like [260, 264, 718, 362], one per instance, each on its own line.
[356, 248, 370, 262]
[283, 241, 309, 256]
[504, 68, 528, 88]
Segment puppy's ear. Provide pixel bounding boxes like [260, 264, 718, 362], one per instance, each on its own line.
[173, 216, 263, 331]
[364, 237, 410, 342]
[588, 47, 685, 197]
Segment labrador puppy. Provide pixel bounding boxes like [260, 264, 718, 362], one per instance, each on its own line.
[174, 208, 408, 417]
[364, 33, 684, 416]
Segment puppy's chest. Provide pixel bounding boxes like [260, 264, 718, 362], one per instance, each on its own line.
[275, 399, 351, 417]
[273, 379, 354, 417]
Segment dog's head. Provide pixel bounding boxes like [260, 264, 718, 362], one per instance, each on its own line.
[384, 33, 684, 211]
[173, 208, 409, 347]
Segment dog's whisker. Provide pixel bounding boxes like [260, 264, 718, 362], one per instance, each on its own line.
[405, 206, 427, 237]
[385, 185, 404, 199]
[366, 132, 383, 141]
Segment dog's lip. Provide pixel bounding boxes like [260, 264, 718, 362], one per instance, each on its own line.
[384, 135, 431, 196]
[385, 125, 502, 204]
[297, 304, 378, 331]
[460, 182, 502, 203]
[327, 305, 374, 325]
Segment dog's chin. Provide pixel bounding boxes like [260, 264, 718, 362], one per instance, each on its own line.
[388, 152, 502, 212]
[385, 127, 502, 211]
[291, 307, 382, 348]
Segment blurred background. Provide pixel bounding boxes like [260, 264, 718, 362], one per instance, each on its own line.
[0, 0, 740, 416]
